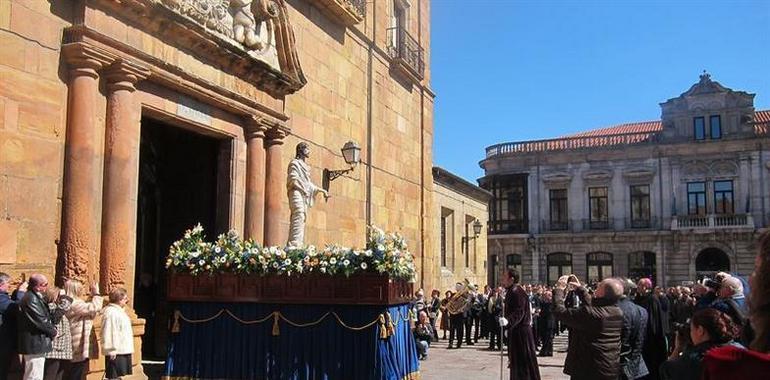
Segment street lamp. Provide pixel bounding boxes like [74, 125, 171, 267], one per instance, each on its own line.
[323, 141, 361, 191]
[462, 219, 484, 244]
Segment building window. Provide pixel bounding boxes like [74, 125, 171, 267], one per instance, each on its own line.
[588, 187, 609, 229]
[630, 185, 651, 228]
[628, 251, 656, 284]
[482, 174, 529, 234]
[687, 182, 707, 215]
[694, 117, 706, 140]
[710, 115, 721, 139]
[714, 180, 734, 214]
[463, 219, 470, 268]
[549, 189, 569, 230]
[506, 254, 522, 277]
[440, 214, 447, 267]
[547, 253, 572, 284]
[586, 252, 613, 284]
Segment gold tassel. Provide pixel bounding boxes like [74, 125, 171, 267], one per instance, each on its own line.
[378, 314, 388, 340]
[272, 312, 280, 336]
[171, 310, 181, 333]
[386, 312, 395, 338]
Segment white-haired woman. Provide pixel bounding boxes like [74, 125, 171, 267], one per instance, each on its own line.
[63, 280, 103, 380]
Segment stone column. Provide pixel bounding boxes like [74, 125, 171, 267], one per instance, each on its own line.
[59, 44, 106, 284]
[263, 128, 286, 246]
[244, 117, 268, 243]
[99, 60, 149, 294]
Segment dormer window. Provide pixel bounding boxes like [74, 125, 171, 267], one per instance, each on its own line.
[694, 117, 706, 140]
[710, 115, 722, 139]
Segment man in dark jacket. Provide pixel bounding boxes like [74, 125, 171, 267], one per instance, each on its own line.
[634, 278, 667, 380]
[18, 273, 56, 380]
[537, 290, 555, 357]
[0, 273, 26, 380]
[553, 276, 624, 380]
[617, 278, 649, 380]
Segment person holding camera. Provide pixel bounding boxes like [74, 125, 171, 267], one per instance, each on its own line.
[553, 275, 623, 380]
[660, 308, 743, 380]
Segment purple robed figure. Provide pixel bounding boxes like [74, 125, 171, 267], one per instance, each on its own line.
[503, 269, 541, 380]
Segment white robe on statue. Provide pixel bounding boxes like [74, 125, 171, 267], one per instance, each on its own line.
[286, 158, 323, 247]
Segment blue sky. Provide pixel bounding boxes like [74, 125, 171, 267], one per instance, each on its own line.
[431, 0, 770, 182]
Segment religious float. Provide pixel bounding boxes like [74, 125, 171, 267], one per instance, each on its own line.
[164, 224, 419, 380]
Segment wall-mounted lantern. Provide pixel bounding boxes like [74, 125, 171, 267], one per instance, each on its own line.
[323, 141, 361, 191]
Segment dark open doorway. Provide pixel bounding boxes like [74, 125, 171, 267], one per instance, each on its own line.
[134, 118, 229, 359]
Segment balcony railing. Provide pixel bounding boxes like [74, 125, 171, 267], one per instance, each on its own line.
[624, 217, 660, 230]
[488, 220, 528, 235]
[386, 27, 425, 80]
[485, 131, 659, 158]
[582, 218, 613, 230]
[541, 220, 571, 233]
[672, 214, 754, 229]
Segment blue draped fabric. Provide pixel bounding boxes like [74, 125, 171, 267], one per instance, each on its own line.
[165, 303, 420, 380]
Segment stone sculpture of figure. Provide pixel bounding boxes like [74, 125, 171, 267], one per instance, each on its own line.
[230, 0, 276, 50]
[287, 142, 328, 247]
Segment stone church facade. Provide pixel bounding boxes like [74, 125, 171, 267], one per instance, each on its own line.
[481, 74, 770, 288]
[0, 0, 434, 377]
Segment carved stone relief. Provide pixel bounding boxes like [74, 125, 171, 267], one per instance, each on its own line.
[159, 0, 282, 71]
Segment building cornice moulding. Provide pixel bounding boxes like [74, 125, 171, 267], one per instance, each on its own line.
[84, 0, 306, 98]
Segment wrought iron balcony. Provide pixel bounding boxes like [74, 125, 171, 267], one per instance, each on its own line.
[541, 220, 571, 233]
[313, 0, 366, 26]
[386, 27, 425, 81]
[624, 217, 659, 230]
[485, 131, 659, 158]
[582, 218, 613, 230]
[672, 214, 754, 230]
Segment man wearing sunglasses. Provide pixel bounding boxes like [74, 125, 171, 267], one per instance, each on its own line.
[18, 274, 57, 380]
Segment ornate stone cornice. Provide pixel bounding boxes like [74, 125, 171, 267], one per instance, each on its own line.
[104, 59, 151, 92]
[84, 0, 306, 97]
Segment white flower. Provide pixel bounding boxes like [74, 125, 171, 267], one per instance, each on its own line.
[361, 262, 368, 269]
[330, 258, 337, 265]
[190, 251, 201, 258]
[219, 257, 226, 263]
[377, 244, 385, 252]
[272, 262, 279, 268]
[320, 267, 327, 273]
[284, 259, 292, 265]
[251, 248, 259, 254]
[365, 250, 373, 257]
[198, 259, 205, 265]
[343, 259, 350, 266]
[214, 247, 222, 253]
[353, 250, 360, 256]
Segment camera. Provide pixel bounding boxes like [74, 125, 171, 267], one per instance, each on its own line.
[703, 277, 721, 291]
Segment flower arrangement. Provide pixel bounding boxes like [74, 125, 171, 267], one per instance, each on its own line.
[165, 224, 416, 281]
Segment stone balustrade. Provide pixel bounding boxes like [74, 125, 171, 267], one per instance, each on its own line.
[485, 131, 659, 158]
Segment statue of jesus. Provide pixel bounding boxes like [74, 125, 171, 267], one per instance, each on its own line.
[286, 142, 329, 247]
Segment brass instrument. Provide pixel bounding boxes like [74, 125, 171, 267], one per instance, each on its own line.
[446, 279, 473, 315]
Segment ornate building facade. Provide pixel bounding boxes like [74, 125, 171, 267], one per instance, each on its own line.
[481, 74, 770, 288]
[0, 0, 434, 377]
[432, 167, 490, 292]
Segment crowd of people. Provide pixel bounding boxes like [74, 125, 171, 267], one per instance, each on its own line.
[0, 274, 134, 380]
[411, 231, 770, 380]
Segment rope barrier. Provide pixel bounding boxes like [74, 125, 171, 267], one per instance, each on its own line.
[171, 307, 408, 339]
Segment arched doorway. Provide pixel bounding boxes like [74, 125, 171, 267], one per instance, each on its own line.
[629, 251, 656, 284]
[695, 248, 730, 280]
[547, 253, 572, 284]
[587, 252, 613, 284]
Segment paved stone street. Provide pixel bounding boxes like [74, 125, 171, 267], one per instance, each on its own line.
[420, 333, 569, 380]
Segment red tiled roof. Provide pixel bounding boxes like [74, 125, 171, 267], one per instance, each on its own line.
[485, 110, 770, 158]
[563, 120, 662, 138]
[564, 109, 770, 138]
